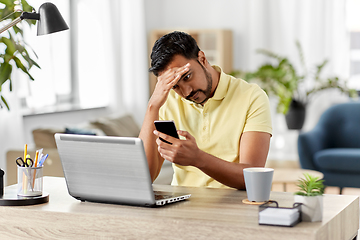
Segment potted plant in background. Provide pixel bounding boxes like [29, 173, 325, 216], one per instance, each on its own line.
[0, 0, 40, 110]
[294, 173, 325, 222]
[232, 41, 358, 130]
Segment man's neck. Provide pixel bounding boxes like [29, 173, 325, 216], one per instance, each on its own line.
[209, 66, 221, 98]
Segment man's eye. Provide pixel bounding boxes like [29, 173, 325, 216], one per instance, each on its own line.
[184, 74, 191, 81]
[172, 84, 178, 89]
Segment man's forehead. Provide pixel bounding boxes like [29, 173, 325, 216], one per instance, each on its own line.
[159, 56, 194, 75]
[168, 55, 191, 68]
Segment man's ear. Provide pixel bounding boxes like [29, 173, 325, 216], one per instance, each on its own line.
[197, 51, 208, 67]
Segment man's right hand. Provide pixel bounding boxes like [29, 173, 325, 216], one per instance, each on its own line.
[149, 63, 190, 109]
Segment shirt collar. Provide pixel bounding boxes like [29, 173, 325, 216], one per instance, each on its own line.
[211, 65, 229, 101]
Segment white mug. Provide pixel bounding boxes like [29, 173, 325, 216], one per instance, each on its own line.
[243, 167, 274, 202]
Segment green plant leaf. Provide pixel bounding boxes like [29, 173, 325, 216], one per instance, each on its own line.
[294, 173, 324, 196]
[0, 61, 12, 86]
[296, 40, 307, 75]
[0, 95, 10, 110]
[314, 59, 328, 81]
[21, 0, 34, 12]
[20, 42, 40, 69]
[13, 56, 34, 80]
[0, 0, 14, 6]
[13, 25, 23, 35]
[1, 36, 16, 56]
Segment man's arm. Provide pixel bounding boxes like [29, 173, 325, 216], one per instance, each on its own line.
[154, 130, 271, 189]
[139, 63, 190, 182]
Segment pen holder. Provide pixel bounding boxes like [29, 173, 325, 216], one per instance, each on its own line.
[17, 166, 43, 197]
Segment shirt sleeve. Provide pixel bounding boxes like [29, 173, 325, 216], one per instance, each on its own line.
[243, 86, 273, 135]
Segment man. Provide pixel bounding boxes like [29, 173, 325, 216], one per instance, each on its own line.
[139, 31, 272, 190]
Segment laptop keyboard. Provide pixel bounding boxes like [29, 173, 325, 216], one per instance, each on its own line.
[155, 194, 173, 200]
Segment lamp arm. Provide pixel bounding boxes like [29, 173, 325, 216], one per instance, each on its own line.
[21, 12, 40, 21]
[0, 12, 40, 34]
[0, 16, 22, 34]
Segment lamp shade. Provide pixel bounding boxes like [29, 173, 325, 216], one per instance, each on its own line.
[37, 2, 69, 36]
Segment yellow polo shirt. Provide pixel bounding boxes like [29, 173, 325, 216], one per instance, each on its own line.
[159, 66, 272, 188]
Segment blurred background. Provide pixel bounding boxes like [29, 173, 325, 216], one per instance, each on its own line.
[1, 0, 359, 185]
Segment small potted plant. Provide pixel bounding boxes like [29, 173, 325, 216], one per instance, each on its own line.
[294, 173, 325, 222]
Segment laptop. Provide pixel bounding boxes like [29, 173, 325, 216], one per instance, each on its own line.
[54, 133, 191, 207]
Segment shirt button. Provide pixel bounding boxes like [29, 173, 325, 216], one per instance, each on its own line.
[203, 126, 206, 130]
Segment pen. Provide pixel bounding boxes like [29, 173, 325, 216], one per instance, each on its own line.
[38, 154, 48, 167]
[34, 150, 39, 167]
[38, 148, 43, 165]
[23, 144, 27, 163]
[23, 144, 28, 193]
[32, 151, 39, 189]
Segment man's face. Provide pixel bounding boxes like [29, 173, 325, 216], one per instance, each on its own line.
[160, 54, 213, 105]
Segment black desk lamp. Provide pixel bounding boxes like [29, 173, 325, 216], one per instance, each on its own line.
[0, 2, 69, 35]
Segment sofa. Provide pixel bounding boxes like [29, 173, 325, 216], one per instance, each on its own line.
[298, 101, 360, 193]
[6, 114, 173, 186]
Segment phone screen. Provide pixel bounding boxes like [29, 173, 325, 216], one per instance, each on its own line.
[154, 120, 179, 144]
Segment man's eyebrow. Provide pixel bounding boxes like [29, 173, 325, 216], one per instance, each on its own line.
[179, 70, 191, 81]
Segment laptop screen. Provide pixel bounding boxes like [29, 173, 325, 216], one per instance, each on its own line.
[55, 134, 156, 206]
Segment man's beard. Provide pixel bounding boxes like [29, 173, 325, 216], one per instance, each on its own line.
[186, 63, 213, 105]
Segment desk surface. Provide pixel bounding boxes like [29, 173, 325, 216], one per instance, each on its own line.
[0, 177, 358, 240]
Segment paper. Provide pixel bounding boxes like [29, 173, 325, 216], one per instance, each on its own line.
[259, 207, 300, 226]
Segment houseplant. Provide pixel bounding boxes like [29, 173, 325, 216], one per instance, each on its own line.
[233, 41, 358, 129]
[0, 0, 40, 110]
[294, 173, 325, 222]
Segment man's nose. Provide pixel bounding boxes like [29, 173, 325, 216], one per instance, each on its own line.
[178, 83, 192, 98]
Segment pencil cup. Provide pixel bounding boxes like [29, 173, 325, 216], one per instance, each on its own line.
[17, 166, 43, 197]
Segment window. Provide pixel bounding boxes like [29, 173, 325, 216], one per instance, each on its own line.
[72, 0, 111, 109]
[19, 0, 111, 113]
[19, 0, 71, 111]
[347, 0, 360, 91]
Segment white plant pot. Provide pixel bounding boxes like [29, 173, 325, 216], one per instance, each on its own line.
[294, 195, 323, 222]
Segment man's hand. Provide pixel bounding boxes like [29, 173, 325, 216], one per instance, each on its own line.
[154, 129, 271, 189]
[154, 129, 201, 167]
[149, 63, 190, 109]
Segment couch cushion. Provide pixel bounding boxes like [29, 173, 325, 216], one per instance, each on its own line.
[65, 127, 97, 135]
[90, 114, 140, 137]
[33, 128, 65, 148]
[314, 148, 360, 173]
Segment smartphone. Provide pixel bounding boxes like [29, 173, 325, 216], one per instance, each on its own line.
[154, 120, 179, 144]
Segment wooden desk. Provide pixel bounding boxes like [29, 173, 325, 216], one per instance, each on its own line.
[0, 177, 358, 240]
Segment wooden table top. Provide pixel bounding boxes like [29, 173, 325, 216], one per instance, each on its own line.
[0, 177, 358, 240]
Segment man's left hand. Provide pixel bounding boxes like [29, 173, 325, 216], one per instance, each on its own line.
[154, 130, 201, 167]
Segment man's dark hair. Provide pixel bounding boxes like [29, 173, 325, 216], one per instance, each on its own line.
[149, 31, 200, 77]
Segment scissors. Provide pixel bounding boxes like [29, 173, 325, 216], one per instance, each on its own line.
[16, 157, 34, 167]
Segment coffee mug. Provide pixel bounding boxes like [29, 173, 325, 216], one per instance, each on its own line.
[243, 167, 274, 202]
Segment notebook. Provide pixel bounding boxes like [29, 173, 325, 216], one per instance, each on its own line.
[54, 133, 191, 207]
